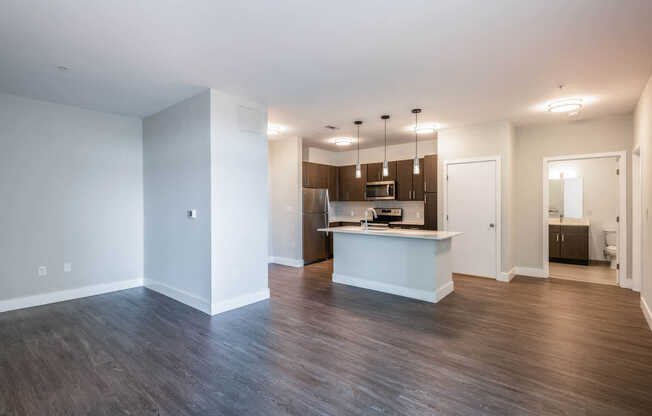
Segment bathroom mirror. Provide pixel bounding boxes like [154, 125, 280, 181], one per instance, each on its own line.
[548, 177, 583, 219]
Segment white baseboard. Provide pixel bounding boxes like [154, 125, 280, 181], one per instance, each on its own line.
[514, 266, 548, 278]
[641, 297, 652, 331]
[268, 256, 303, 268]
[497, 267, 516, 282]
[435, 280, 455, 302]
[333, 273, 453, 303]
[211, 288, 270, 315]
[619, 277, 633, 289]
[0, 278, 143, 313]
[144, 279, 212, 315]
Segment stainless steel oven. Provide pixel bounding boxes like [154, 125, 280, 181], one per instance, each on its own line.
[365, 181, 395, 200]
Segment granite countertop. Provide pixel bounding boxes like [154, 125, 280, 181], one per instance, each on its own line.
[318, 226, 461, 240]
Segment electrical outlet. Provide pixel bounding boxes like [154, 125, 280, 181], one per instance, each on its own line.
[187, 209, 197, 219]
[64, 263, 72, 273]
[38, 266, 47, 277]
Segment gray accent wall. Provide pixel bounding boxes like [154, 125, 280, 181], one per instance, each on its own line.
[143, 90, 212, 307]
[0, 92, 143, 301]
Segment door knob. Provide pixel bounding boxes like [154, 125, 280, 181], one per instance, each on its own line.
[489, 223, 495, 228]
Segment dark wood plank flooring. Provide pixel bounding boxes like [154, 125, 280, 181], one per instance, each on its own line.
[1, 260, 651, 415]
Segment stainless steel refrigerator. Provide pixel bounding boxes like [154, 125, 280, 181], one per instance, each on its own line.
[302, 188, 330, 264]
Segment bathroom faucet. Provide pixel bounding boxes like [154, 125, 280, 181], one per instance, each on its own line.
[362, 208, 377, 230]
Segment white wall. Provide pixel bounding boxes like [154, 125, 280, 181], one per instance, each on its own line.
[268, 137, 302, 265]
[210, 89, 269, 313]
[634, 73, 652, 328]
[549, 158, 619, 260]
[437, 121, 516, 274]
[514, 115, 633, 273]
[0, 92, 143, 310]
[306, 139, 437, 166]
[143, 91, 213, 312]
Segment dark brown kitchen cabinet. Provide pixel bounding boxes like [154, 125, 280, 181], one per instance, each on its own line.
[328, 165, 338, 201]
[302, 162, 329, 188]
[423, 154, 437, 193]
[549, 224, 589, 265]
[424, 192, 437, 230]
[366, 161, 396, 182]
[338, 164, 366, 201]
[396, 158, 424, 201]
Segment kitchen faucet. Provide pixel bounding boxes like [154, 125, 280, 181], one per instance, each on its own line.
[362, 208, 377, 230]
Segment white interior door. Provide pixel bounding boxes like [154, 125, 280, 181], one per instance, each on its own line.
[447, 160, 497, 278]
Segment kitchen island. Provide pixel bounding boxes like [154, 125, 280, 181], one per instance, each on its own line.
[318, 226, 462, 303]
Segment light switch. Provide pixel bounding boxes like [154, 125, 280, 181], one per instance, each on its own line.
[187, 209, 197, 219]
[38, 266, 47, 277]
[64, 263, 72, 273]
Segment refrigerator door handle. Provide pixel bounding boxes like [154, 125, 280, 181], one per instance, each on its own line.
[324, 213, 329, 235]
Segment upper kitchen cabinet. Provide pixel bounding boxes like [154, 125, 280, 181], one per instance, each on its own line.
[328, 165, 338, 201]
[366, 161, 396, 182]
[302, 161, 329, 188]
[424, 154, 437, 193]
[413, 158, 425, 200]
[338, 164, 366, 201]
[396, 158, 425, 201]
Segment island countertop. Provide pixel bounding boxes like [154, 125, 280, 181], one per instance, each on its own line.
[318, 226, 462, 240]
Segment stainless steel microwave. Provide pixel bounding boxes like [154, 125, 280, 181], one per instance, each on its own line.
[365, 181, 395, 200]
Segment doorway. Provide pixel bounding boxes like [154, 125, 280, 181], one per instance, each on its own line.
[542, 152, 627, 286]
[443, 156, 501, 279]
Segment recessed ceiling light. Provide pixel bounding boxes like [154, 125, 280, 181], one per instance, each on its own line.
[547, 98, 583, 113]
[334, 137, 354, 146]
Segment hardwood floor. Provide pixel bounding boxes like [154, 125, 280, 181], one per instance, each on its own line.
[1, 260, 651, 415]
[549, 261, 618, 285]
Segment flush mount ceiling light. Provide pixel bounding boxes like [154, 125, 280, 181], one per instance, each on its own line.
[547, 98, 583, 113]
[267, 124, 285, 136]
[334, 137, 354, 146]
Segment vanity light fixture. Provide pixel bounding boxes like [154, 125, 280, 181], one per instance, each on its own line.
[381, 114, 390, 177]
[411, 109, 421, 175]
[354, 120, 363, 178]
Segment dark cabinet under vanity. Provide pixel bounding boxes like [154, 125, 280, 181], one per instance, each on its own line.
[549, 224, 589, 265]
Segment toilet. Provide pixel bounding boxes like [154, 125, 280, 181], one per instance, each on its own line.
[603, 228, 617, 269]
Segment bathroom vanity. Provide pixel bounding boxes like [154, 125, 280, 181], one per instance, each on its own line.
[548, 218, 590, 265]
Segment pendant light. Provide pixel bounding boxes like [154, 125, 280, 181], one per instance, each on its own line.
[381, 114, 390, 176]
[354, 120, 362, 178]
[411, 108, 421, 175]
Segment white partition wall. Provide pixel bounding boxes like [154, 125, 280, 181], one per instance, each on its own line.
[144, 89, 270, 315]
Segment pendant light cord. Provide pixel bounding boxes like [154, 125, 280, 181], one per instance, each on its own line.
[414, 111, 418, 156]
[384, 118, 387, 160]
[357, 124, 360, 165]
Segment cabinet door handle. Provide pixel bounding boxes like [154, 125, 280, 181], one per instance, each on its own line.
[556, 233, 559, 242]
[561, 234, 565, 242]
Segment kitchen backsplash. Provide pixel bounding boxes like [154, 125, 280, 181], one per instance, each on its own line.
[329, 200, 425, 222]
